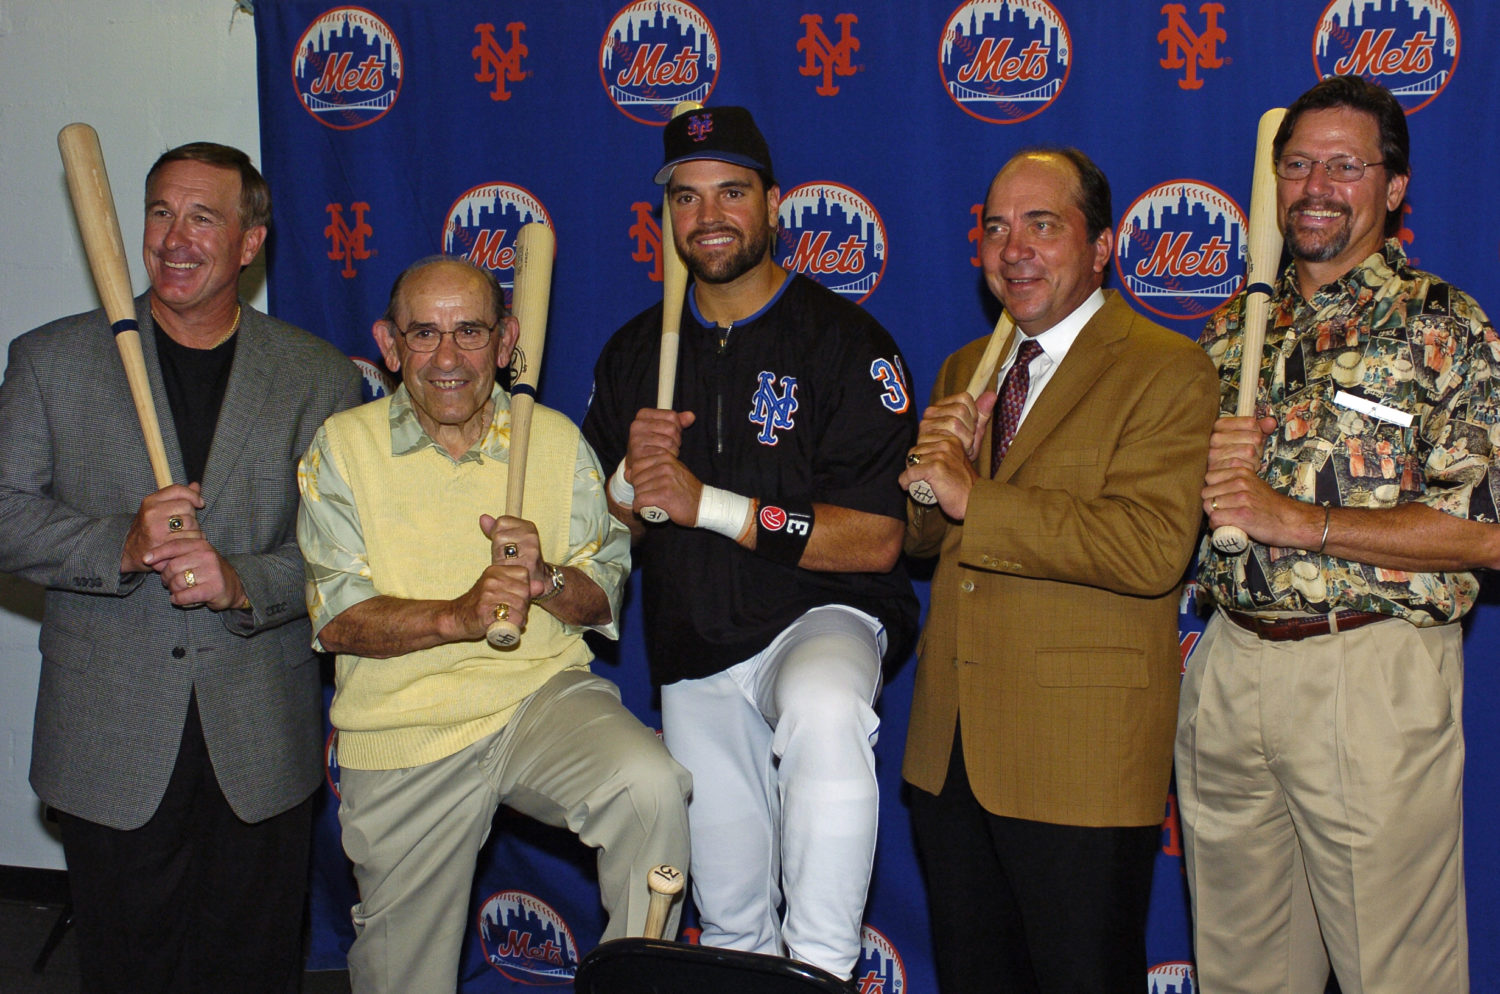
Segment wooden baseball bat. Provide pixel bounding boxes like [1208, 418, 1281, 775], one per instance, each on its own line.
[642, 863, 685, 940]
[909, 310, 1016, 506]
[58, 123, 173, 490]
[486, 222, 555, 649]
[639, 99, 704, 525]
[1211, 107, 1287, 555]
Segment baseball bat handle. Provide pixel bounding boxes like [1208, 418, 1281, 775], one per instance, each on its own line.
[643, 863, 685, 940]
[909, 312, 1015, 506]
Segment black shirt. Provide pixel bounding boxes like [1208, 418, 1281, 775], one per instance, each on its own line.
[584, 274, 919, 685]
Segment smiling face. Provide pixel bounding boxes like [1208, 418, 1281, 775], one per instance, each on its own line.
[979, 153, 1113, 337]
[1277, 105, 1408, 290]
[373, 260, 519, 459]
[666, 159, 780, 287]
[143, 160, 265, 320]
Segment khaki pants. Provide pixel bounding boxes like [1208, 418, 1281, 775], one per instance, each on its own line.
[1176, 611, 1467, 994]
[338, 669, 692, 994]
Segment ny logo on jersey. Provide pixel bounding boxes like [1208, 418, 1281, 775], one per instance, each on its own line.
[1158, 3, 1226, 91]
[797, 13, 859, 96]
[629, 202, 665, 282]
[325, 202, 373, 278]
[472, 22, 528, 101]
[749, 371, 799, 445]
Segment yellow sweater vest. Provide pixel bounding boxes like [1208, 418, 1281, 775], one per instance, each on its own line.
[322, 397, 592, 770]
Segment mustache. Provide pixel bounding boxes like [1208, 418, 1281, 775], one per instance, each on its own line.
[1287, 198, 1350, 218]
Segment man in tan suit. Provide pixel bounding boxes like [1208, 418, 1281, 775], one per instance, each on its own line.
[899, 147, 1218, 992]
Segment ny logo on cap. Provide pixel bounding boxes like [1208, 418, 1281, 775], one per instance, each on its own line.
[686, 113, 713, 142]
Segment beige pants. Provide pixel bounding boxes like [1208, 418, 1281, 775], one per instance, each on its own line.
[338, 669, 692, 994]
[1176, 611, 1468, 994]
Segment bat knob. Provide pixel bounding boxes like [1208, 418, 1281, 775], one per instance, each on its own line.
[647, 864, 685, 896]
[908, 480, 939, 506]
[1210, 524, 1250, 556]
[486, 618, 522, 648]
[640, 505, 669, 524]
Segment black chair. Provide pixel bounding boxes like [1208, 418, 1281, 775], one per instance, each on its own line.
[574, 938, 852, 994]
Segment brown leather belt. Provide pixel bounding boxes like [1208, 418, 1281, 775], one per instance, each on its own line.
[1225, 609, 1390, 642]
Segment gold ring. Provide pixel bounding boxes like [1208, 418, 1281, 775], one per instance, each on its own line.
[494, 603, 510, 622]
[183, 569, 196, 588]
[503, 543, 519, 559]
[906, 452, 921, 466]
[1211, 497, 1220, 512]
[168, 515, 184, 532]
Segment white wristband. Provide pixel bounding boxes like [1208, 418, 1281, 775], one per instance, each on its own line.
[695, 485, 753, 541]
[608, 459, 635, 506]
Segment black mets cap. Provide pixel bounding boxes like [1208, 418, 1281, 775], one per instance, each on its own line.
[654, 106, 774, 185]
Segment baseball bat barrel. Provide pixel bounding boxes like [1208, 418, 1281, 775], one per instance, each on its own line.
[1211, 107, 1287, 555]
[642, 863, 686, 940]
[640, 99, 703, 525]
[908, 311, 1016, 506]
[58, 123, 173, 490]
[487, 222, 555, 649]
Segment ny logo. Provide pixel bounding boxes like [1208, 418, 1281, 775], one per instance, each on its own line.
[472, 22, 528, 101]
[749, 372, 799, 445]
[1158, 3, 1225, 91]
[629, 202, 665, 283]
[797, 13, 859, 96]
[324, 202, 373, 278]
[686, 113, 713, 143]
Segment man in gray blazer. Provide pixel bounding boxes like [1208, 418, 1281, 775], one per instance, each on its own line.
[0, 142, 361, 993]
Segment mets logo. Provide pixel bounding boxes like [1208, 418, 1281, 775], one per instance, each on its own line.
[628, 202, 669, 282]
[325, 202, 373, 278]
[1148, 961, 1198, 994]
[292, 7, 402, 130]
[441, 184, 553, 297]
[749, 372, 799, 445]
[853, 924, 906, 994]
[600, 1, 718, 125]
[938, 0, 1070, 125]
[352, 357, 397, 402]
[472, 22, 528, 101]
[1159, 3, 1226, 90]
[798, 13, 861, 96]
[1116, 180, 1247, 321]
[323, 728, 341, 799]
[477, 890, 578, 986]
[686, 113, 713, 142]
[1314, 0, 1459, 114]
[776, 183, 887, 303]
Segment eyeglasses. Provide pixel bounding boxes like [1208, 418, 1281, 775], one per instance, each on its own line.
[1274, 155, 1384, 183]
[396, 320, 497, 352]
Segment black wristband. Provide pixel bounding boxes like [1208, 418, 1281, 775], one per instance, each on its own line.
[755, 501, 814, 567]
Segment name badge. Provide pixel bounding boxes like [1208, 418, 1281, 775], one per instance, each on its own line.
[1333, 389, 1413, 428]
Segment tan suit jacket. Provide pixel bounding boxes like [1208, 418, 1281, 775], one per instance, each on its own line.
[903, 291, 1218, 827]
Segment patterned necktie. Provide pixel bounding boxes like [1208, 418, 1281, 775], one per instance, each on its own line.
[991, 338, 1044, 476]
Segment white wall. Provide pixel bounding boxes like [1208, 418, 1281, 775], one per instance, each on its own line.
[0, 0, 265, 868]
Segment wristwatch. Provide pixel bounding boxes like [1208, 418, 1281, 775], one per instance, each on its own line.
[533, 562, 565, 603]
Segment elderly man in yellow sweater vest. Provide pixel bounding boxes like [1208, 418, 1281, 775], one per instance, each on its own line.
[297, 257, 691, 994]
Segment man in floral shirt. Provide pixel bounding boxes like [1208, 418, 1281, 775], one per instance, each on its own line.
[1180, 75, 1499, 994]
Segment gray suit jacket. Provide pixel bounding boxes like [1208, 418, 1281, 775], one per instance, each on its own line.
[0, 297, 362, 829]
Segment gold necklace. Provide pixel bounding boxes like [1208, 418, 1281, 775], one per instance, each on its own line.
[152, 303, 242, 350]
